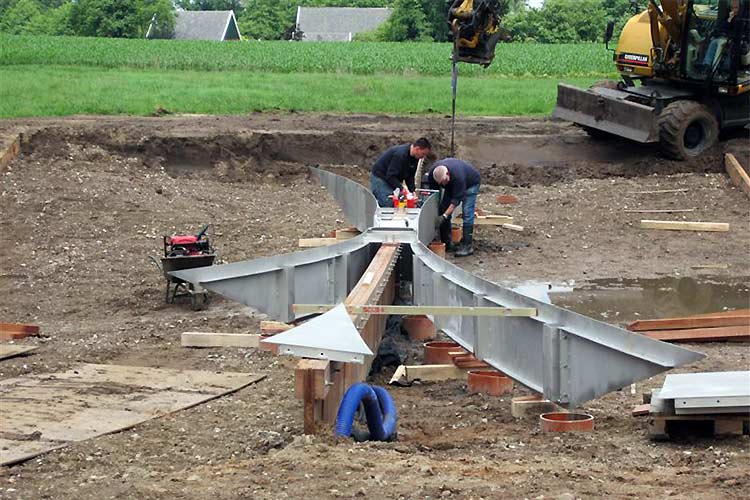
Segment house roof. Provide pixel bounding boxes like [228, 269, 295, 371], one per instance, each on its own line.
[296, 7, 392, 41]
[173, 10, 241, 41]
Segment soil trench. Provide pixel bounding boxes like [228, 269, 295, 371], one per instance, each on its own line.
[0, 114, 748, 500]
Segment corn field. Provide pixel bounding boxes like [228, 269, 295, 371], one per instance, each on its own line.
[1, 35, 614, 78]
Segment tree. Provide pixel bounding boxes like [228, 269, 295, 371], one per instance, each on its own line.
[68, 0, 174, 38]
[0, 0, 42, 34]
[503, 0, 608, 43]
[373, 0, 433, 41]
[174, 0, 244, 14]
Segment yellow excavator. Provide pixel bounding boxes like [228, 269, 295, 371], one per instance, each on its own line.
[554, 0, 750, 159]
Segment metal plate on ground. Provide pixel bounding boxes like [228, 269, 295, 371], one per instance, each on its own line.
[0, 364, 265, 466]
[0, 344, 38, 361]
[659, 371, 750, 415]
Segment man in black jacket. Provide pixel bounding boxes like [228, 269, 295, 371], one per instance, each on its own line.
[370, 138, 432, 207]
[429, 158, 481, 257]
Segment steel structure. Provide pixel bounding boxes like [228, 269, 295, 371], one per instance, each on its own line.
[172, 167, 704, 407]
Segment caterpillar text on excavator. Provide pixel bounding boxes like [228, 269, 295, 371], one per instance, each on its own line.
[554, 0, 750, 159]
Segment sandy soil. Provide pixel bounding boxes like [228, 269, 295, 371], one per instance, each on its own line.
[0, 114, 748, 499]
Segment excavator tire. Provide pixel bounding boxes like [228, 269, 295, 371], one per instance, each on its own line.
[657, 100, 719, 160]
[581, 80, 621, 140]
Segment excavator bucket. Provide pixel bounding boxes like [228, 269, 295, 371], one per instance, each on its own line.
[449, 0, 506, 66]
[553, 83, 660, 143]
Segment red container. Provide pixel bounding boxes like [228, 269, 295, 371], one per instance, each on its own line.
[467, 370, 513, 396]
[428, 241, 446, 258]
[424, 341, 465, 364]
[451, 226, 462, 243]
[540, 412, 595, 432]
[403, 315, 436, 341]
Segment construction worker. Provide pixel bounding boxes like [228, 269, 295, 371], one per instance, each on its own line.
[370, 138, 432, 208]
[429, 158, 481, 257]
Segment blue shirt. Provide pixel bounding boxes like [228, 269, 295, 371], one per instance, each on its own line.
[371, 144, 418, 191]
[428, 158, 481, 206]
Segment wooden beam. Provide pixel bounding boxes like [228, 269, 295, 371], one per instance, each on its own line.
[181, 332, 261, 348]
[0, 345, 38, 361]
[628, 314, 749, 332]
[640, 220, 729, 232]
[624, 208, 695, 213]
[631, 188, 689, 195]
[725, 153, 750, 196]
[389, 364, 470, 384]
[640, 325, 750, 342]
[0, 323, 40, 341]
[501, 223, 524, 232]
[295, 244, 400, 427]
[686, 309, 749, 319]
[298, 237, 337, 248]
[335, 227, 361, 240]
[294, 359, 330, 400]
[455, 214, 514, 225]
[260, 320, 292, 334]
[293, 304, 537, 317]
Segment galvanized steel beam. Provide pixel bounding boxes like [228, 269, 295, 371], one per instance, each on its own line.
[172, 167, 704, 407]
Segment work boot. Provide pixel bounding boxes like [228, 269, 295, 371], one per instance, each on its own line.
[455, 226, 474, 257]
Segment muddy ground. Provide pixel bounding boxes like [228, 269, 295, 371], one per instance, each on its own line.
[0, 114, 748, 499]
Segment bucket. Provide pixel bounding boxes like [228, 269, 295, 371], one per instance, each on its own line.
[428, 241, 446, 258]
[467, 370, 513, 396]
[540, 412, 594, 432]
[403, 315, 436, 341]
[451, 226, 462, 243]
[424, 341, 465, 365]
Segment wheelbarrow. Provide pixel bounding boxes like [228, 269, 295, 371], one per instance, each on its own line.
[150, 253, 215, 310]
[149, 225, 216, 311]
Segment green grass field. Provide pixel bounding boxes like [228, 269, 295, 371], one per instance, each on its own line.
[0, 35, 615, 118]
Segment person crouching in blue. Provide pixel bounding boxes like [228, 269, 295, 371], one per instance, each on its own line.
[429, 158, 481, 257]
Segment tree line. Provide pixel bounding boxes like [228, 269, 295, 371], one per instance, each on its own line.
[0, 0, 641, 42]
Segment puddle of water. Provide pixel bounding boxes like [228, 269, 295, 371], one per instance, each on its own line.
[510, 277, 750, 327]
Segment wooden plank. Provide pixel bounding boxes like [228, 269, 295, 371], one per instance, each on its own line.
[632, 403, 651, 417]
[631, 188, 689, 194]
[624, 208, 695, 213]
[501, 223, 524, 232]
[628, 314, 750, 332]
[335, 227, 361, 240]
[686, 309, 749, 319]
[725, 153, 750, 196]
[691, 263, 729, 270]
[640, 220, 730, 232]
[302, 368, 316, 435]
[181, 332, 261, 348]
[0, 364, 265, 466]
[401, 364, 470, 382]
[298, 237, 337, 248]
[260, 320, 292, 334]
[640, 325, 750, 342]
[293, 304, 537, 317]
[455, 214, 514, 225]
[0, 344, 38, 361]
[0, 322, 40, 341]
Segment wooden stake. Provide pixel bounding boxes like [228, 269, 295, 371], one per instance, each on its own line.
[725, 153, 750, 196]
[303, 369, 316, 435]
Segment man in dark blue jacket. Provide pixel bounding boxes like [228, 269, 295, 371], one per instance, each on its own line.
[429, 158, 481, 257]
[370, 138, 432, 207]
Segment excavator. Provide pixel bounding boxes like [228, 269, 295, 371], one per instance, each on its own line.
[553, 0, 750, 159]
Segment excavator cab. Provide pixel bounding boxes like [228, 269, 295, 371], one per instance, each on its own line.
[681, 0, 750, 84]
[448, 0, 505, 66]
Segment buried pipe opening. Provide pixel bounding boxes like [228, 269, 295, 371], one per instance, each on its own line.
[423, 341, 465, 365]
[467, 370, 513, 397]
[540, 412, 595, 432]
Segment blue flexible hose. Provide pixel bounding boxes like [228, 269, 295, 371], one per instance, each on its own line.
[334, 383, 397, 441]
